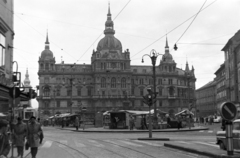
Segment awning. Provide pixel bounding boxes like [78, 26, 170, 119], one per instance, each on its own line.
[150, 109, 168, 114]
[175, 109, 194, 116]
[119, 110, 149, 115]
[103, 111, 110, 116]
[0, 113, 7, 117]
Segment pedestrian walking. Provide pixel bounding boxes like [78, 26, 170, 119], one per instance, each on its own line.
[75, 116, 80, 131]
[177, 116, 182, 130]
[129, 115, 134, 130]
[141, 115, 148, 130]
[37, 118, 44, 144]
[0, 119, 10, 158]
[13, 117, 27, 158]
[26, 116, 42, 158]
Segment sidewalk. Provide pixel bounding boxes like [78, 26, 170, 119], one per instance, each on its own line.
[164, 141, 240, 158]
[7, 146, 30, 158]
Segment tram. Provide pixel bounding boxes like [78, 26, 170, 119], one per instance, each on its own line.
[23, 108, 37, 122]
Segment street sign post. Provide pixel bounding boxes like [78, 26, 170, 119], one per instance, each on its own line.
[220, 102, 237, 121]
[219, 102, 237, 156]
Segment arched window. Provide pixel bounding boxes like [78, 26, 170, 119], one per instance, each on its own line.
[88, 88, 91, 96]
[45, 63, 49, 70]
[67, 88, 71, 96]
[77, 88, 81, 96]
[121, 78, 126, 88]
[56, 88, 60, 96]
[158, 88, 163, 96]
[111, 77, 116, 88]
[101, 77, 106, 88]
[43, 87, 50, 97]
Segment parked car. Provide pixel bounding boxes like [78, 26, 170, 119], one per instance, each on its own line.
[216, 119, 240, 150]
[213, 116, 222, 123]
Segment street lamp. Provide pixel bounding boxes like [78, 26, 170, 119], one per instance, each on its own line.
[62, 65, 75, 113]
[142, 49, 163, 128]
[52, 85, 56, 116]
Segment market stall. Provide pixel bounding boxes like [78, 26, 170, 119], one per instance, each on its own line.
[175, 109, 194, 128]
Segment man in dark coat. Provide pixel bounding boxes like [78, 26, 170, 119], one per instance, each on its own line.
[0, 119, 10, 158]
[27, 116, 42, 158]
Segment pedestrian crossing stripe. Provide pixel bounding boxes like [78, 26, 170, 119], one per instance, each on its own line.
[59, 140, 68, 145]
[103, 140, 121, 147]
[40, 139, 218, 150]
[41, 140, 53, 148]
[74, 140, 86, 147]
[118, 140, 143, 147]
[176, 141, 191, 144]
[193, 141, 218, 148]
[133, 140, 163, 147]
[88, 140, 105, 147]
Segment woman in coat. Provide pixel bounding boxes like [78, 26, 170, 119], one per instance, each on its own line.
[13, 117, 27, 158]
[0, 119, 10, 158]
[27, 116, 42, 158]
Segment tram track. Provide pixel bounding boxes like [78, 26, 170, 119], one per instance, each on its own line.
[95, 139, 157, 158]
[24, 137, 199, 158]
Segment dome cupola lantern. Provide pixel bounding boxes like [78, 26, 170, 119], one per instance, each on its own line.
[40, 32, 54, 60]
[104, 3, 115, 35]
[97, 3, 122, 52]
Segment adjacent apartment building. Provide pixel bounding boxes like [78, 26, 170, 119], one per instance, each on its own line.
[0, 0, 14, 113]
[196, 30, 240, 118]
[222, 30, 240, 114]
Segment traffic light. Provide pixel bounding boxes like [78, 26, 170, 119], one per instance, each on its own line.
[148, 94, 153, 106]
[142, 95, 149, 106]
[28, 89, 37, 99]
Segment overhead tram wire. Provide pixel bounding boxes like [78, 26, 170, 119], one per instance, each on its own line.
[173, 0, 208, 50]
[75, 0, 132, 64]
[131, 0, 218, 58]
[0, 2, 76, 61]
[16, 12, 157, 41]
[15, 12, 103, 32]
[15, 14, 76, 60]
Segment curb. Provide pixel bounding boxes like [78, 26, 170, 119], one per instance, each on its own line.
[138, 137, 170, 141]
[164, 143, 240, 158]
[68, 127, 209, 133]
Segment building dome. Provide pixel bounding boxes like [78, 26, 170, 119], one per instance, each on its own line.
[163, 53, 173, 61]
[97, 35, 122, 51]
[41, 49, 53, 60]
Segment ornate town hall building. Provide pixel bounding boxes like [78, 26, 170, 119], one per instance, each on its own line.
[37, 5, 196, 119]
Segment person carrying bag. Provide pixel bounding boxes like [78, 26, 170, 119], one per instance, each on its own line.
[26, 116, 42, 158]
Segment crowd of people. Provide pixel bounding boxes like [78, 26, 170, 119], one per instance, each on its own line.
[0, 116, 44, 158]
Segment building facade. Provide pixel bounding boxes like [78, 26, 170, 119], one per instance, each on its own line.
[0, 0, 14, 113]
[222, 30, 240, 115]
[214, 63, 227, 111]
[37, 5, 197, 120]
[196, 81, 216, 117]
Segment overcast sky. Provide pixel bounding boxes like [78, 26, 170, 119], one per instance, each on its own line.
[12, 0, 240, 108]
